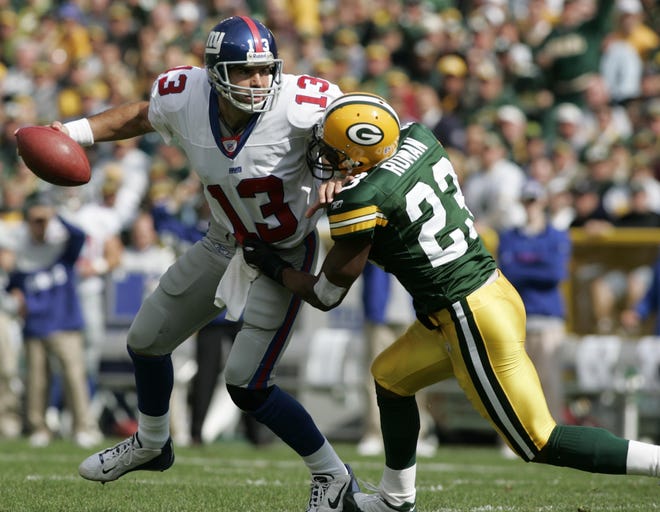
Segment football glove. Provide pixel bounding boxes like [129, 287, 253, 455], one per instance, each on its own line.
[242, 238, 293, 285]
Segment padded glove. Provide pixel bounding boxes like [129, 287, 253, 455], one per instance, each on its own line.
[242, 238, 293, 285]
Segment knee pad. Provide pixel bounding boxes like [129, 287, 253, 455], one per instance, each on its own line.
[226, 384, 273, 412]
[126, 298, 170, 355]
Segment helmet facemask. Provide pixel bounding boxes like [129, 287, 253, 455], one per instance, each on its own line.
[207, 60, 283, 113]
[306, 122, 364, 180]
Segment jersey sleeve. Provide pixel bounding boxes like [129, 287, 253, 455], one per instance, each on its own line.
[326, 183, 383, 241]
[284, 74, 344, 129]
[148, 66, 207, 145]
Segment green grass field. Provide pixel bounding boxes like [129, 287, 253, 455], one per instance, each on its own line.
[0, 437, 657, 512]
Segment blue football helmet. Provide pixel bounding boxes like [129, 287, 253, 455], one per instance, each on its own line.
[204, 16, 283, 113]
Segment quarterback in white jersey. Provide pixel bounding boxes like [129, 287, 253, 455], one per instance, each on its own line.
[149, 67, 337, 249]
[53, 16, 357, 512]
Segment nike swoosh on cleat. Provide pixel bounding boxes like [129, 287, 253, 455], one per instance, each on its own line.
[328, 482, 348, 509]
[101, 466, 117, 474]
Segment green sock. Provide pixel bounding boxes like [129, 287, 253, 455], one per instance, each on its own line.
[538, 425, 629, 474]
[377, 393, 419, 470]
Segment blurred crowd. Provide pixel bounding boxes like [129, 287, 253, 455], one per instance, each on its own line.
[0, 0, 659, 444]
[1, 0, 659, 231]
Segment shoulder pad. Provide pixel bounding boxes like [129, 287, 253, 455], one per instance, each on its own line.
[281, 74, 344, 129]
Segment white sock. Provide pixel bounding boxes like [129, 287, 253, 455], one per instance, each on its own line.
[380, 465, 417, 506]
[626, 440, 660, 476]
[303, 439, 348, 476]
[138, 411, 170, 449]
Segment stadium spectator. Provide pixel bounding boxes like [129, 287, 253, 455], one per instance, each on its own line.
[600, 33, 643, 105]
[547, 179, 578, 231]
[462, 131, 526, 232]
[86, 141, 151, 231]
[331, 27, 367, 82]
[535, 0, 615, 106]
[433, 53, 470, 124]
[610, 0, 660, 59]
[416, 83, 464, 151]
[58, 177, 124, 399]
[495, 104, 529, 166]
[7, 193, 100, 448]
[580, 145, 626, 220]
[170, 1, 205, 61]
[525, 152, 554, 187]
[459, 122, 488, 181]
[552, 102, 589, 153]
[581, 74, 633, 150]
[56, 3, 93, 64]
[645, 99, 660, 163]
[615, 181, 660, 228]
[515, 0, 554, 49]
[406, 21, 446, 86]
[498, 180, 572, 423]
[361, 43, 395, 98]
[628, 152, 660, 213]
[569, 178, 615, 231]
[588, 179, 660, 334]
[621, 249, 660, 335]
[0, 240, 21, 439]
[105, 3, 140, 65]
[549, 139, 587, 191]
[465, 57, 518, 127]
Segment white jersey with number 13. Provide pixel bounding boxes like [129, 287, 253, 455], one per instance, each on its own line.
[148, 66, 342, 248]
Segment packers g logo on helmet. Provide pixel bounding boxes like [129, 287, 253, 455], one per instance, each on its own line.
[346, 123, 384, 146]
[306, 93, 400, 178]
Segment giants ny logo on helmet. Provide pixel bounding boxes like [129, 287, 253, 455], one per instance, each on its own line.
[206, 30, 274, 64]
[205, 31, 225, 54]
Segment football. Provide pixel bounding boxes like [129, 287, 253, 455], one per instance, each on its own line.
[15, 126, 91, 187]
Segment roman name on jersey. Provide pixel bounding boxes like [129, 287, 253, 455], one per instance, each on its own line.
[380, 138, 428, 177]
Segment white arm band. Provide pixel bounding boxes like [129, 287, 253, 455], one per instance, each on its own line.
[63, 118, 94, 146]
[313, 272, 347, 307]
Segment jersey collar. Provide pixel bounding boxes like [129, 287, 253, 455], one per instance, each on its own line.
[208, 89, 261, 158]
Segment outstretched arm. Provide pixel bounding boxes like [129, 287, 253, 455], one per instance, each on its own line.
[51, 100, 154, 143]
[285, 236, 371, 310]
[244, 235, 372, 311]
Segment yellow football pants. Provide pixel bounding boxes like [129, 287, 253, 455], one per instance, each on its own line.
[371, 270, 557, 461]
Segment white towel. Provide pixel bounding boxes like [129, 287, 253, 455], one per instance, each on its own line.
[214, 247, 259, 321]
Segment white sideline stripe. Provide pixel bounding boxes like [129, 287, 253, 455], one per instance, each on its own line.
[453, 301, 535, 460]
[4, 451, 516, 474]
[26, 474, 78, 481]
[15, 450, 519, 489]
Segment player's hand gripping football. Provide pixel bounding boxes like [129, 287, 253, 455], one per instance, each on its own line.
[242, 238, 292, 285]
[14, 121, 91, 186]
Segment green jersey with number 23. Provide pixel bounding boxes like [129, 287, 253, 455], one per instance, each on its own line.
[327, 122, 497, 315]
